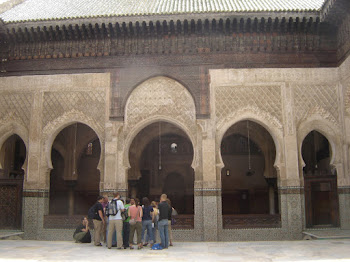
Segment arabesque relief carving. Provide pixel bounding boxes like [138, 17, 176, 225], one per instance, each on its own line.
[0, 93, 33, 127]
[293, 84, 339, 127]
[125, 77, 196, 134]
[215, 85, 283, 130]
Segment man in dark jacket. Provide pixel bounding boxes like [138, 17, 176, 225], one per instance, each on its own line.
[92, 196, 105, 246]
[73, 217, 91, 243]
[157, 194, 171, 249]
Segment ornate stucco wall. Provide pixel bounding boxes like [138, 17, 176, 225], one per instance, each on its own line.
[0, 55, 350, 240]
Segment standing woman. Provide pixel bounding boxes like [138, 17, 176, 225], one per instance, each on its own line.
[128, 198, 143, 249]
[166, 198, 174, 246]
[141, 197, 154, 247]
[151, 201, 159, 243]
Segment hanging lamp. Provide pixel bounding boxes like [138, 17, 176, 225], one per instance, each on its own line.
[246, 120, 255, 176]
[72, 123, 77, 176]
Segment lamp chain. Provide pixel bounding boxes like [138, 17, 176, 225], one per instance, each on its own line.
[247, 120, 251, 170]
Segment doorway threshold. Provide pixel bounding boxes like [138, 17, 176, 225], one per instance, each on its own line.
[302, 229, 350, 240]
[0, 230, 24, 240]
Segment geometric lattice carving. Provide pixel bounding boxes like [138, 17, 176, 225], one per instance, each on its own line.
[125, 77, 196, 133]
[215, 85, 282, 128]
[293, 85, 339, 125]
[43, 91, 106, 128]
[344, 82, 350, 115]
[0, 93, 32, 126]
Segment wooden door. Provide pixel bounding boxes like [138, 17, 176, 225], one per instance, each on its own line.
[0, 180, 23, 229]
[304, 176, 339, 228]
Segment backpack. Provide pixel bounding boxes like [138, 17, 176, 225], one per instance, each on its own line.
[106, 199, 117, 216]
[88, 203, 97, 219]
[151, 243, 163, 250]
[121, 207, 129, 221]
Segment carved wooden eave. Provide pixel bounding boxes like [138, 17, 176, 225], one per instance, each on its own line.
[0, 0, 349, 75]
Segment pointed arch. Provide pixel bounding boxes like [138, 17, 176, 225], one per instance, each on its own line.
[42, 112, 104, 172]
[216, 112, 283, 176]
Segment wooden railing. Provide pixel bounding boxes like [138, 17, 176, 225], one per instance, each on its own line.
[172, 215, 194, 229]
[223, 214, 281, 229]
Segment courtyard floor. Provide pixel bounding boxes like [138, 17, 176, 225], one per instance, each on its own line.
[0, 239, 350, 262]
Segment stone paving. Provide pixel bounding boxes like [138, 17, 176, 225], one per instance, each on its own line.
[1, 239, 350, 262]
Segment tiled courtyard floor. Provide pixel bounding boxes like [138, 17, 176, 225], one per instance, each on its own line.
[0, 239, 350, 262]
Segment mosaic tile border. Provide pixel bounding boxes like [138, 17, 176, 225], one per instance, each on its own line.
[194, 188, 221, 196]
[338, 187, 350, 194]
[23, 190, 49, 198]
[279, 186, 304, 194]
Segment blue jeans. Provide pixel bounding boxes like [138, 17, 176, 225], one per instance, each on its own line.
[145, 223, 157, 243]
[158, 219, 168, 249]
[141, 220, 154, 244]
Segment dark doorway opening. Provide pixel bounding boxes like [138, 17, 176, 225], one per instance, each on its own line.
[128, 122, 194, 228]
[302, 130, 339, 228]
[49, 123, 100, 216]
[221, 121, 280, 228]
[0, 134, 26, 230]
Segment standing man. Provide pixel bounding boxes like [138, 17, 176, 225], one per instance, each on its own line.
[158, 194, 171, 249]
[92, 196, 105, 246]
[122, 198, 131, 249]
[101, 194, 109, 243]
[107, 192, 125, 249]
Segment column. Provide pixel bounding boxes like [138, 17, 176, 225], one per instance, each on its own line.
[23, 91, 48, 239]
[197, 120, 220, 241]
[280, 83, 303, 239]
[102, 121, 127, 198]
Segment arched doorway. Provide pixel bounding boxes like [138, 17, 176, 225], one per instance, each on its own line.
[221, 120, 280, 228]
[128, 121, 194, 227]
[49, 123, 101, 216]
[302, 130, 339, 227]
[163, 173, 188, 214]
[0, 134, 26, 229]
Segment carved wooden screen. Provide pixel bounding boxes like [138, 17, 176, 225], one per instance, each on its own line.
[0, 180, 22, 229]
[304, 175, 339, 228]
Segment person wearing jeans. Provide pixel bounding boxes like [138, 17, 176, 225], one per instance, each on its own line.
[141, 197, 154, 246]
[157, 194, 171, 249]
[122, 198, 131, 249]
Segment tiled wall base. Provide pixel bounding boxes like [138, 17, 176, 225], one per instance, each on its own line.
[219, 228, 291, 241]
[339, 192, 350, 229]
[25, 228, 299, 241]
[25, 229, 199, 241]
[21, 193, 307, 241]
[22, 197, 47, 240]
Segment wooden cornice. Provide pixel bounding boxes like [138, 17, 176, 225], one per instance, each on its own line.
[5, 17, 325, 43]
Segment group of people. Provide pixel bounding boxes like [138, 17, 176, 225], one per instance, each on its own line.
[73, 192, 175, 250]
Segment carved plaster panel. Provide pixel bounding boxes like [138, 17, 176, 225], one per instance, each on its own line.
[0, 92, 32, 127]
[344, 80, 350, 116]
[293, 85, 339, 127]
[125, 77, 196, 134]
[43, 91, 106, 128]
[215, 85, 283, 130]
